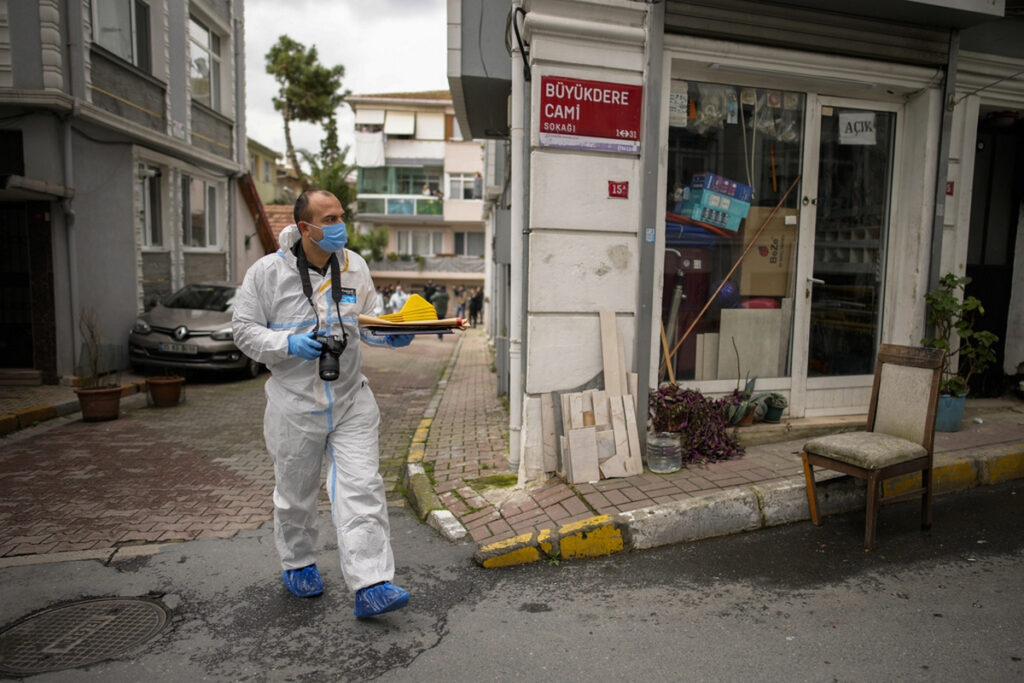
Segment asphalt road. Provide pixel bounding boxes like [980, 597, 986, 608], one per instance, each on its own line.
[1, 479, 1020, 681]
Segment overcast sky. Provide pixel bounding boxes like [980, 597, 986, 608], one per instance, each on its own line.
[243, 0, 450, 163]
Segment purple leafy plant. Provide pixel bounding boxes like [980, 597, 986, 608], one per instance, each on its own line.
[648, 384, 744, 464]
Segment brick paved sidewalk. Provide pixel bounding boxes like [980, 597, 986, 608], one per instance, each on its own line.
[0, 336, 454, 559]
[418, 336, 1024, 549]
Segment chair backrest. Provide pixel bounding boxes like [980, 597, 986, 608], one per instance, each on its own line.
[867, 344, 945, 453]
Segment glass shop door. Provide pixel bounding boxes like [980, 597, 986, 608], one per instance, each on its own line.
[789, 97, 899, 416]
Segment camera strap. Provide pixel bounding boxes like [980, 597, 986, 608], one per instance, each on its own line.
[296, 244, 347, 343]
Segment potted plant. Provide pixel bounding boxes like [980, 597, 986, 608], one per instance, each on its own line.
[723, 373, 757, 426]
[759, 392, 788, 423]
[147, 367, 185, 407]
[648, 384, 744, 465]
[74, 308, 123, 421]
[921, 273, 999, 431]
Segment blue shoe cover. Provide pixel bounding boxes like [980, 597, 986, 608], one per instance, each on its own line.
[282, 564, 323, 597]
[354, 582, 409, 618]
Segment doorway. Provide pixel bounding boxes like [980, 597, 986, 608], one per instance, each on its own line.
[790, 98, 900, 416]
[965, 111, 1023, 395]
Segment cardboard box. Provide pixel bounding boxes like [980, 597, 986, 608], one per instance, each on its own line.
[739, 207, 798, 297]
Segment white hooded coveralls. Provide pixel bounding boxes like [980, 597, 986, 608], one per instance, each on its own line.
[232, 225, 395, 591]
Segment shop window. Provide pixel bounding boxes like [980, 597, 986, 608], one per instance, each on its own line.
[663, 80, 804, 382]
[182, 175, 218, 248]
[189, 16, 221, 110]
[93, 0, 151, 72]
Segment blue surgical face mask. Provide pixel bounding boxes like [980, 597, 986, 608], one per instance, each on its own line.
[310, 221, 347, 252]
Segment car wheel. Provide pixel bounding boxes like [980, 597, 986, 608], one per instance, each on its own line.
[243, 356, 262, 379]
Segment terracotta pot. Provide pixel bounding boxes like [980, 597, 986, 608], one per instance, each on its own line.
[148, 376, 184, 407]
[74, 386, 122, 421]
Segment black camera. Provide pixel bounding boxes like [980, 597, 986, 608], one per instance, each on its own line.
[318, 334, 347, 381]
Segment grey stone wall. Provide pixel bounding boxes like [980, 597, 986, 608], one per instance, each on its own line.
[89, 48, 166, 133]
[183, 252, 227, 283]
[190, 103, 233, 159]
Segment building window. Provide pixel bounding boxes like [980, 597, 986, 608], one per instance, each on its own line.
[358, 166, 442, 195]
[182, 175, 218, 248]
[139, 167, 162, 247]
[189, 16, 221, 110]
[454, 231, 485, 257]
[93, 0, 151, 72]
[263, 159, 272, 183]
[449, 173, 481, 199]
[396, 229, 444, 256]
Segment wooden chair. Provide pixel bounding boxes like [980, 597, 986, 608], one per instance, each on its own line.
[801, 344, 945, 550]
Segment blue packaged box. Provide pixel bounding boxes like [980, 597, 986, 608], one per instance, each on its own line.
[686, 188, 750, 219]
[690, 172, 754, 202]
[677, 202, 743, 232]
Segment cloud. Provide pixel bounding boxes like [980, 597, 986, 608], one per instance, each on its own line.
[244, 0, 448, 163]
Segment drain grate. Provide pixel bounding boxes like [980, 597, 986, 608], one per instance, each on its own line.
[0, 597, 169, 675]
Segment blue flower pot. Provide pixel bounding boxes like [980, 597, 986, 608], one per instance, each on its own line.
[935, 393, 967, 432]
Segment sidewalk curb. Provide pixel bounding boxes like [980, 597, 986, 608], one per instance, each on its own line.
[403, 336, 469, 542]
[472, 447, 1024, 568]
[0, 381, 148, 436]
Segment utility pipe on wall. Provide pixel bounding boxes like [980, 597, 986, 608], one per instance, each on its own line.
[508, 2, 526, 467]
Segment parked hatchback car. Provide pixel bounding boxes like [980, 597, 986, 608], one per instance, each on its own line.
[128, 283, 261, 378]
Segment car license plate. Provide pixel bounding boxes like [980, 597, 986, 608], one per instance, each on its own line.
[159, 342, 198, 355]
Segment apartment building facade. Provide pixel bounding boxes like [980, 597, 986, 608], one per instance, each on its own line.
[0, 0, 256, 384]
[349, 90, 487, 305]
[448, 0, 1024, 468]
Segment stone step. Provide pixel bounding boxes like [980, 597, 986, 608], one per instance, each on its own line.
[0, 369, 43, 386]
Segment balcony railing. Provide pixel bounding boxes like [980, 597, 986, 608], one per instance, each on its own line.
[357, 194, 443, 217]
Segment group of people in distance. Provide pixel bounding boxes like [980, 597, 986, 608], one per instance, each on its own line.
[376, 280, 483, 327]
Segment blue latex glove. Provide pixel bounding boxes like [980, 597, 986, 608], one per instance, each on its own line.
[287, 332, 322, 360]
[385, 334, 414, 348]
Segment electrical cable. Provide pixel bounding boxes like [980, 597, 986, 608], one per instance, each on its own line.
[952, 68, 1024, 108]
[512, 7, 531, 82]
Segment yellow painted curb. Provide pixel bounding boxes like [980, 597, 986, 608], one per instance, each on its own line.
[933, 459, 979, 493]
[408, 443, 425, 462]
[0, 413, 18, 436]
[982, 449, 1024, 485]
[481, 545, 543, 568]
[559, 515, 624, 560]
[412, 418, 432, 444]
[14, 405, 57, 429]
[479, 530, 535, 553]
[537, 528, 554, 556]
[477, 530, 547, 568]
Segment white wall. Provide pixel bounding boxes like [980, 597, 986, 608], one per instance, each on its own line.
[518, 0, 648, 467]
[444, 140, 484, 173]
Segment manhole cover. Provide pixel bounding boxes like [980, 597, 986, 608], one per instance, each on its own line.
[0, 597, 169, 675]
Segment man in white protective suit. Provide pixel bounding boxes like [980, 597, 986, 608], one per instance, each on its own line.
[232, 189, 414, 618]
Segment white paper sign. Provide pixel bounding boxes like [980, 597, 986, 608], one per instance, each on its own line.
[839, 111, 876, 145]
[669, 80, 688, 128]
